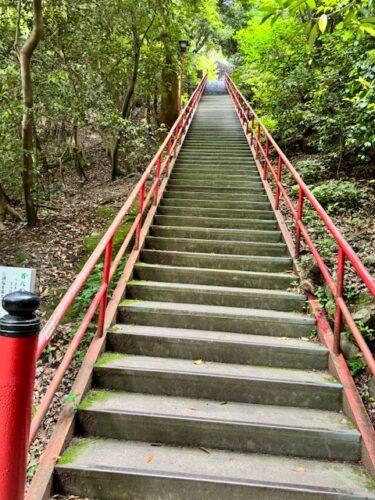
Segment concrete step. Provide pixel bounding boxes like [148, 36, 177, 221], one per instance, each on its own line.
[160, 198, 270, 210]
[56, 439, 373, 500]
[108, 324, 327, 369]
[179, 146, 251, 152]
[153, 215, 279, 230]
[118, 300, 314, 338]
[170, 173, 261, 182]
[167, 185, 264, 194]
[144, 236, 287, 257]
[94, 354, 340, 410]
[167, 180, 264, 190]
[177, 153, 252, 161]
[125, 281, 304, 312]
[78, 392, 359, 461]
[157, 206, 274, 220]
[140, 249, 292, 273]
[184, 140, 249, 146]
[150, 225, 281, 243]
[175, 160, 255, 167]
[163, 190, 268, 202]
[134, 263, 296, 290]
[172, 167, 257, 175]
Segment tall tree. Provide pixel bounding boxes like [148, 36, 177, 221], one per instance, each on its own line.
[19, 0, 44, 228]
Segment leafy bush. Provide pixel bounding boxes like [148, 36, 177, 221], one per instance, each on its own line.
[295, 159, 325, 183]
[311, 181, 361, 213]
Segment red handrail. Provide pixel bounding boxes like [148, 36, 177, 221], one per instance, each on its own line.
[29, 74, 208, 444]
[225, 74, 375, 375]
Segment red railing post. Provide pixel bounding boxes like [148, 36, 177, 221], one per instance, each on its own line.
[263, 137, 270, 180]
[97, 236, 113, 337]
[0, 292, 40, 500]
[295, 187, 304, 257]
[154, 155, 162, 205]
[255, 124, 261, 159]
[275, 156, 283, 210]
[135, 182, 145, 250]
[334, 248, 345, 355]
[166, 137, 172, 175]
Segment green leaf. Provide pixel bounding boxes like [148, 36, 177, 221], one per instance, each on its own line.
[306, 0, 316, 8]
[318, 14, 328, 33]
[309, 23, 318, 46]
[361, 25, 375, 36]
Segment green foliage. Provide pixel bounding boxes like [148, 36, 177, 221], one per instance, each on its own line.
[261, 0, 375, 43]
[0, 0, 226, 222]
[347, 357, 367, 376]
[296, 159, 325, 183]
[311, 181, 361, 212]
[231, 1, 375, 163]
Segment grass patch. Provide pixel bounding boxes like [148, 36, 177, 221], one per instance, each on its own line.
[58, 438, 94, 465]
[121, 299, 144, 306]
[351, 465, 375, 491]
[79, 390, 112, 410]
[95, 352, 126, 367]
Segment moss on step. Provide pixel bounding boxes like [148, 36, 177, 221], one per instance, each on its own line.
[352, 465, 375, 491]
[79, 390, 112, 410]
[95, 352, 126, 367]
[58, 438, 95, 465]
[121, 299, 144, 306]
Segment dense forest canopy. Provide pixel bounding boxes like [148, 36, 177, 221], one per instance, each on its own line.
[0, 0, 374, 228]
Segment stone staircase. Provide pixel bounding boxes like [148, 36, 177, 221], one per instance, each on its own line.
[54, 89, 374, 499]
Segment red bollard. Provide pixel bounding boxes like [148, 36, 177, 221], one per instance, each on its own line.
[0, 292, 40, 500]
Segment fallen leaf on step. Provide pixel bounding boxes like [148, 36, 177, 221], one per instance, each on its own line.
[199, 447, 210, 454]
[146, 453, 155, 463]
[341, 418, 348, 424]
[189, 407, 199, 412]
[293, 467, 306, 473]
[301, 337, 310, 342]
[194, 359, 204, 365]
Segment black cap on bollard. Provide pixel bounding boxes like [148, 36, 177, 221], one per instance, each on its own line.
[0, 292, 40, 338]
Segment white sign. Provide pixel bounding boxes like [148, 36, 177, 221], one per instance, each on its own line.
[0, 266, 36, 318]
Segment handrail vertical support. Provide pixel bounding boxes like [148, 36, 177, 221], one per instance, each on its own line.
[97, 236, 113, 337]
[275, 156, 282, 210]
[154, 155, 162, 205]
[255, 125, 261, 159]
[166, 137, 172, 175]
[135, 182, 145, 250]
[263, 138, 270, 180]
[334, 248, 345, 355]
[295, 187, 304, 257]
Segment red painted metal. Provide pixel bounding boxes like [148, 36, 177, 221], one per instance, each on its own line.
[309, 295, 375, 477]
[0, 74, 207, 497]
[334, 248, 345, 355]
[225, 73, 375, 374]
[0, 335, 39, 500]
[225, 73, 375, 474]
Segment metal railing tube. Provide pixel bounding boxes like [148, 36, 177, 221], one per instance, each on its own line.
[0, 292, 40, 500]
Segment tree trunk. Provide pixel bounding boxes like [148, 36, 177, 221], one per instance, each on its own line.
[111, 24, 141, 181]
[20, 0, 43, 228]
[73, 125, 89, 182]
[159, 52, 179, 128]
